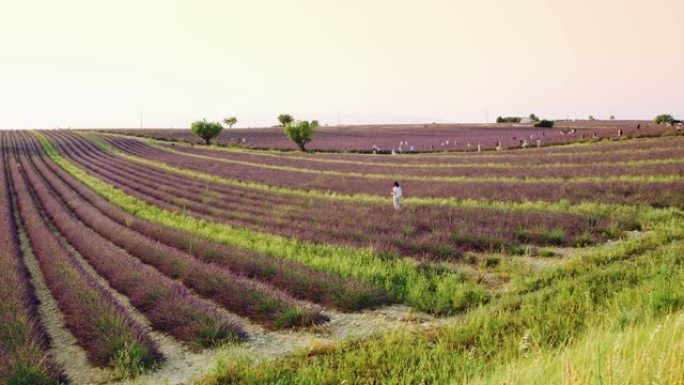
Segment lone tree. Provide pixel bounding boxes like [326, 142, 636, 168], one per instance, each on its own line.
[222, 116, 238, 129]
[534, 119, 555, 128]
[654, 114, 675, 124]
[529, 113, 540, 122]
[610, 115, 615, 120]
[284, 120, 318, 151]
[191, 119, 223, 145]
[277, 113, 294, 126]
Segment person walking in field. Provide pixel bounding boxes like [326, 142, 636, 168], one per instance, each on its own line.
[392, 181, 403, 211]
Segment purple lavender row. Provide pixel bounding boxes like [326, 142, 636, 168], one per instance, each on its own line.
[161, 140, 684, 178]
[52, 133, 616, 257]
[6, 139, 162, 371]
[98, 134, 684, 208]
[14, 135, 248, 346]
[35, 132, 387, 312]
[18, 134, 329, 329]
[0, 133, 65, 385]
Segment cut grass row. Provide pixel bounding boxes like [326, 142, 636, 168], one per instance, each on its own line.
[37, 131, 491, 315]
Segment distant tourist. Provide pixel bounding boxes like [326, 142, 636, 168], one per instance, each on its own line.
[477, 143, 482, 152]
[617, 128, 623, 137]
[496, 141, 503, 151]
[536, 139, 542, 148]
[637, 124, 641, 130]
[592, 131, 599, 140]
[522, 140, 528, 148]
[392, 181, 403, 211]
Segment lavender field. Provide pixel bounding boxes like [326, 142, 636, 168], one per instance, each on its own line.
[106, 120, 665, 152]
[1, 128, 683, 384]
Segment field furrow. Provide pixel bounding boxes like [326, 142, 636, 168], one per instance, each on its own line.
[6, 137, 162, 373]
[148, 138, 684, 179]
[13, 137, 252, 345]
[0, 134, 65, 385]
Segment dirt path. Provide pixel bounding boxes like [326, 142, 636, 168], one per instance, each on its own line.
[128, 305, 452, 385]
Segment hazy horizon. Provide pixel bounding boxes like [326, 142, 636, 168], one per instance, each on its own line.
[1, 0, 682, 129]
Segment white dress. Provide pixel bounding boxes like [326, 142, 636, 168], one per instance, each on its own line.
[392, 186, 403, 210]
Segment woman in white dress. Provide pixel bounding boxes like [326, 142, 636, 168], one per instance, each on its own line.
[392, 181, 403, 211]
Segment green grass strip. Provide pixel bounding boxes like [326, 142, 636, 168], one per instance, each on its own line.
[131, 137, 683, 184]
[37, 131, 492, 315]
[196, 226, 684, 385]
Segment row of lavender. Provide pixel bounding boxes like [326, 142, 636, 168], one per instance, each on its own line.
[0, 131, 390, 383]
[98, 134, 684, 208]
[3, 131, 166, 380]
[21, 131, 387, 312]
[155, 139, 684, 179]
[0, 135, 65, 385]
[48, 132, 629, 261]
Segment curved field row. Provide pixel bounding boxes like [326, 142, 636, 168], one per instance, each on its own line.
[49, 132, 620, 258]
[37, 131, 494, 316]
[16, 138, 333, 330]
[12, 137, 254, 343]
[0, 134, 64, 385]
[142, 135, 684, 179]
[101, 135, 683, 184]
[5, 140, 162, 373]
[79, 133, 684, 208]
[150, 137, 684, 173]
[21, 136, 385, 313]
[112, 128, 684, 161]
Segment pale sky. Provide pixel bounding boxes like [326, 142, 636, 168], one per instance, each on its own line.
[0, 0, 682, 129]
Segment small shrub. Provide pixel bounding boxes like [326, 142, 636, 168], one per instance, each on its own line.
[538, 249, 557, 258]
[7, 365, 54, 385]
[507, 244, 527, 256]
[573, 234, 596, 247]
[541, 230, 565, 246]
[111, 342, 157, 379]
[480, 255, 501, 269]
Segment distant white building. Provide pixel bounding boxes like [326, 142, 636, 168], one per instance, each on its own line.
[519, 117, 534, 124]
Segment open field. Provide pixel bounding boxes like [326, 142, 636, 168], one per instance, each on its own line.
[1, 128, 683, 384]
[105, 120, 667, 152]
